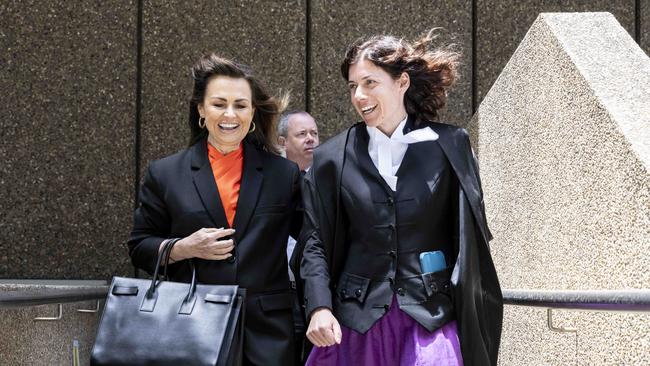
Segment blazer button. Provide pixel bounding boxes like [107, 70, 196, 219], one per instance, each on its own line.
[387, 224, 395, 231]
[227, 255, 236, 263]
[386, 197, 394, 206]
[396, 288, 405, 296]
[355, 288, 362, 298]
[388, 250, 396, 258]
[341, 289, 348, 297]
[429, 282, 438, 292]
[383, 304, 390, 312]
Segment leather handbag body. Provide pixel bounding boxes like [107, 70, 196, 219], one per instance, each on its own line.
[91, 240, 245, 366]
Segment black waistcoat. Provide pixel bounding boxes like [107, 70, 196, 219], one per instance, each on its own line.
[333, 126, 458, 333]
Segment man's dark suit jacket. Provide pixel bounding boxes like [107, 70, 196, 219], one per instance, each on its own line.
[294, 121, 503, 366]
[128, 137, 301, 366]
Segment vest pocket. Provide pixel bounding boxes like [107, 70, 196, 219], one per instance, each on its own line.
[420, 267, 452, 298]
[336, 272, 370, 303]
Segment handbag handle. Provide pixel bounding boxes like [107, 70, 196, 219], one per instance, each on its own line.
[161, 239, 198, 303]
[145, 238, 198, 307]
[162, 238, 177, 280]
[183, 259, 198, 304]
[147, 238, 180, 297]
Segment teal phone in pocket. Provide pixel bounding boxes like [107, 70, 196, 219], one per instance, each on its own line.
[419, 250, 447, 273]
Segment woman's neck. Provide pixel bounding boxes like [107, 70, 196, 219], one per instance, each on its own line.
[208, 138, 240, 155]
[377, 111, 407, 137]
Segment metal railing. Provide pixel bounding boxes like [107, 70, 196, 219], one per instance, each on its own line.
[502, 289, 650, 333]
[1, 285, 649, 322]
[0, 281, 108, 321]
[503, 289, 650, 312]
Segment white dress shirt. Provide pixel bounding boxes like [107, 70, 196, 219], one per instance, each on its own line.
[367, 117, 439, 191]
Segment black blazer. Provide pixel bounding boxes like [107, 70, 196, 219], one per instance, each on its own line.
[295, 121, 502, 366]
[128, 138, 301, 366]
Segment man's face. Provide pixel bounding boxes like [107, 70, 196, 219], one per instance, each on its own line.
[281, 113, 319, 171]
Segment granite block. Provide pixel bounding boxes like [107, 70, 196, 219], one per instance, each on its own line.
[309, 0, 472, 138]
[470, 13, 650, 365]
[0, 2, 136, 279]
[0, 282, 106, 366]
[642, 0, 650, 56]
[140, 0, 307, 168]
[476, 0, 635, 106]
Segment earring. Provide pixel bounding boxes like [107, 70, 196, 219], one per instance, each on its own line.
[248, 122, 256, 134]
[198, 117, 206, 129]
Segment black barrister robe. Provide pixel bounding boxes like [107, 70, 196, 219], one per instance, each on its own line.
[293, 121, 503, 366]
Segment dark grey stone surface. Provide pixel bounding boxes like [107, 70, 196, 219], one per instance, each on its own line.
[309, 0, 472, 138]
[642, 0, 650, 56]
[476, 1, 636, 106]
[140, 0, 307, 168]
[0, 2, 136, 279]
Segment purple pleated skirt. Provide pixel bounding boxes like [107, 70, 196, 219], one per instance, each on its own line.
[305, 296, 463, 366]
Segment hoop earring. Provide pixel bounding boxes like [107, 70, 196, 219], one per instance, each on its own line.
[248, 122, 256, 134]
[198, 117, 206, 129]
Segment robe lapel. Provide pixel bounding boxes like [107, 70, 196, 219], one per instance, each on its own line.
[232, 142, 263, 241]
[190, 140, 229, 228]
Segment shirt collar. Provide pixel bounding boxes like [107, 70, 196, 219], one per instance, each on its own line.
[366, 115, 438, 145]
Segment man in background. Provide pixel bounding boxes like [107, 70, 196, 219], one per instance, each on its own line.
[278, 111, 319, 173]
[278, 110, 319, 365]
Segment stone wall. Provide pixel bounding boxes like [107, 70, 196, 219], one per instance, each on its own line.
[0, 281, 106, 366]
[0, 1, 646, 283]
[469, 12, 650, 365]
[2, 2, 649, 365]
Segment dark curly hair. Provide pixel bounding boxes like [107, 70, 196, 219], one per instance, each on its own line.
[341, 29, 460, 125]
[188, 53, 287, 153]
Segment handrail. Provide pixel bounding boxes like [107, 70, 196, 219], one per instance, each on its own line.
[1, 287, 649, 312]
[0, 287, 110, 308]
[502, 289, 650, 312]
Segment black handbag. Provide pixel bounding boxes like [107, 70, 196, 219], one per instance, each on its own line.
[91, 239, 245, 366]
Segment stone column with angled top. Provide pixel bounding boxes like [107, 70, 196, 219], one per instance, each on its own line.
[469, 12, 650, 365]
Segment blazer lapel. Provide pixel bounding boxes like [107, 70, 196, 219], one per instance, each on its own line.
[232, 141, 263, 240]
[190, 140, 229, 228]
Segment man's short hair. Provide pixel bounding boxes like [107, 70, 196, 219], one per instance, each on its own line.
[278, 110, 310, 137]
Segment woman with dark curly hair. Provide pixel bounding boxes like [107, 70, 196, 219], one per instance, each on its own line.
[129, 54, 301, 365]
[295, 31, 503, 365]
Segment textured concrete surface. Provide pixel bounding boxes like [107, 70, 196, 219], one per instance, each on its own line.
[140, 0, 306, 169]
[0, 282, 106, 366]
[309, 0, 472, 138]
[642, 0, 650, 56]
[0, 2, 136, 279]
[476, 1, 635, 107]
[470, 13, 650, 365]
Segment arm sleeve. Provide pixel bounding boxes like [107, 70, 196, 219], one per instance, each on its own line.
[127, 164, 171, 275]
[289, 166, 303, 241]
[298, 170, 334, 319]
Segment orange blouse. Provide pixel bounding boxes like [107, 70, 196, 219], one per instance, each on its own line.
[207, 142, 243, 227]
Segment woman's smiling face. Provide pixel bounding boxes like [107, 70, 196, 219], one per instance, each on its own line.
[198, 76, 255, 153]
[347, 58, 409, 135]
